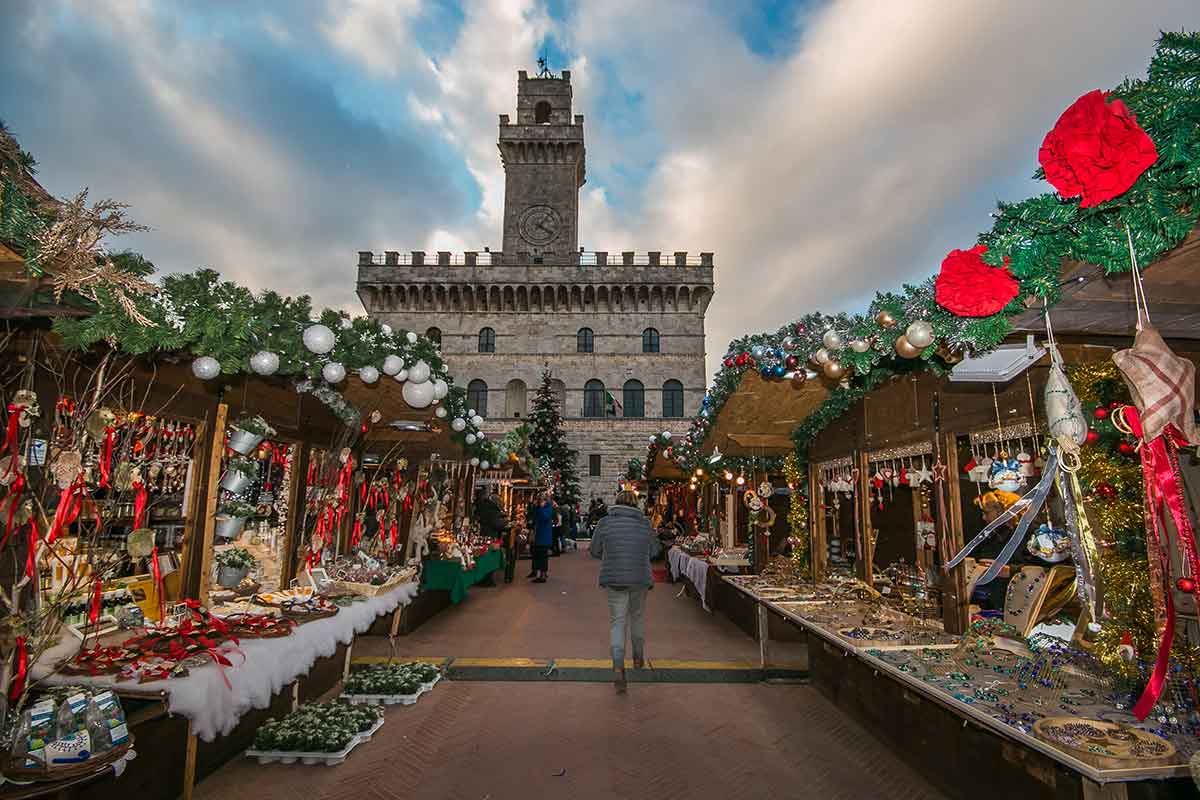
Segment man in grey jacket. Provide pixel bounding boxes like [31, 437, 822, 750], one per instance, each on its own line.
[589, 490, 661, 693]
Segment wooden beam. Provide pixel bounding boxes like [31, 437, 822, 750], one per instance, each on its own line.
[280, 443, 309, 587]
[808, 459, 826, 580]
[181, 720, 198, 800]
[855, 449, 872, 584]
[175, 418, 209, 605]
[196, 403, 229, 603]
[941, 431, 969, 634]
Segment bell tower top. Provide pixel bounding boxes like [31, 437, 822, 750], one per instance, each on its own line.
[498, 67, 586, 260]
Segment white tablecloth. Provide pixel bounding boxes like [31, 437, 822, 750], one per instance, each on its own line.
[667, 547, 712, 611]
[33, 581, 419, 742]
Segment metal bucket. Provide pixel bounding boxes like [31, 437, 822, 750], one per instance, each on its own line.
[216, 564, 249, 588]
[220, 469, 254, 494]
[227, 428, 264, 455]
[214, 514, 247, 540]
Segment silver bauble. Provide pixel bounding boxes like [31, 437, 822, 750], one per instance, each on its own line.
[406, 331, 418, 344]
[382, 355, 403, 376]
[433, 379, 448, 400]
[302, 324, 336, 354]
[321, 362, 346, 384]
[192, 356, 220, 380]
[813, 348, 830, 365]
[358, 366, 380, 384]
[408, 360, 431, 384]
[452, 418, 467, 432]
[401, 378, 435, 409]
[905, 320, 935, 349]
[471, 415, 484, 428]
[480, 460, 490, 470]
[822, 330, 844, 351]
[465, 433, 477, 445]
[249, 351, 279, 376]
[435, 407, 448, 419]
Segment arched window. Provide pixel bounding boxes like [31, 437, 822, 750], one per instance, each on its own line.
[642, 328, 660, 353]
[662, 379, 684, 418]
[577, 327, 594, 353]
[583, 380, 605, 418]
[425, 327, 441, 346]
[549, 378, 566, 409]
[535, 101, 551, 124]
[623, 380, 645, 418]
[478, 327, 495, 353]
[467, 380, 488, 417]
[505, 379, 527, 418]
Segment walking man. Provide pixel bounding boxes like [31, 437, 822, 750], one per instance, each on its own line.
[589, 490, 661, 693]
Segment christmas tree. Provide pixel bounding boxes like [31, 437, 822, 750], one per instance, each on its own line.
[529, 368, 581, 506]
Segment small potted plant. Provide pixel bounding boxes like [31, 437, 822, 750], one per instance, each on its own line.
[220, 454, 259, 493]
[215, 499, 258, 540]
[214, 547, 258, 588]
[228, 414, 276, 455]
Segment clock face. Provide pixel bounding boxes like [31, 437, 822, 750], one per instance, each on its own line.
[518, 205, 563, 247]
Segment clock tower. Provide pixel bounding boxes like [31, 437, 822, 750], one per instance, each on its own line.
[498, 68, 586, 259]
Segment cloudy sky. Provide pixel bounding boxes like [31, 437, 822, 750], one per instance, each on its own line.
[1, 1, 1196, 379]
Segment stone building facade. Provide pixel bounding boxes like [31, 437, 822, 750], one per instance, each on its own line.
[356, 69, 714, 502]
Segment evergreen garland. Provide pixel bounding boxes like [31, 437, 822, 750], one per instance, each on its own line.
[528, 369, 581, 506]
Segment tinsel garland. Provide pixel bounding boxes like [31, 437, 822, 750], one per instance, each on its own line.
[782, 453, 810, 579]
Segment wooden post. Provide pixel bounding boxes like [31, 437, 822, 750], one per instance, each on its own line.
[941, 431, 969, 634]
[181, 720, 199, 800]
[196, 403, 229, 604]
[807, 459, 825, 580]
[280, 443, 309, 587]
[175, 418, 209, 603]
[855, 449, 872, 584]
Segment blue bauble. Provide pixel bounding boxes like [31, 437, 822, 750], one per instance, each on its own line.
[773, 364, 787, 378]
[760, 365, 773, 378]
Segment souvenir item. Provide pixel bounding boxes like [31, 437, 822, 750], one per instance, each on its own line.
[1026, 523, 1072, 563]
[988, 454, 1025, 493]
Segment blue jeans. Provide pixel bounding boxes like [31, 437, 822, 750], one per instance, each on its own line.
[606, 587, 648, 668]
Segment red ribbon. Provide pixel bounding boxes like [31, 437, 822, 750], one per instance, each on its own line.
[150, 545, 165, 622]
[1123, 406, 1198, 720]
[88, 577, 103, 625]
[9, 636, 27, 703]
[99, 427, 116, 488]
[24, 517, 39, 580]
[389, 521, 398, 551]
[46, 476, 84, 544]
[2, 405, 23, 477]
[350, 518, 363, 548]
[133, 481, 149, 529]
[1, 473, 25, 551]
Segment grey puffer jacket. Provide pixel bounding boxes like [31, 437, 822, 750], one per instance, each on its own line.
[589, 505, 661, 588]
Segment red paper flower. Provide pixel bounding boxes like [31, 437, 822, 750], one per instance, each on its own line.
[1038, 90, 1157, 208]
[934, 245, 1019, 317]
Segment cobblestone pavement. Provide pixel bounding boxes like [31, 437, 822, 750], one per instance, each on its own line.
[196, 551, 948, 799]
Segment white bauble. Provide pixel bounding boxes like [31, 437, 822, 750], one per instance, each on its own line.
[433, 379, 448, 400]
[661, 431, 672, 440]
[358, 366, 380, 384]
[813, 347, 830, 365]
[395, 369, 408, 382]
[380, 324, 393, 336]
[339, 318, 352, 330]
[192, 356, 220, 380]
[451, 418, 467, 432]
[322, 362, 346, 384]
[382, 355, 403, 375]
[471, 415, 484, 428]
[408, 360, 431, 384]
[406, 331, 418, 344]
[302, 324, 336, 354]
[469, 457, 480, 466]
[906, 320, 935, 349]
[465, 433, 477, 445]
[249, 351, 279, 376]
[401, 378, 435, 409]
[435, 407, 448, 419]
[649, 435, 657, 444]
[480, 460, 490, 470]
[822, 329, 844, 351]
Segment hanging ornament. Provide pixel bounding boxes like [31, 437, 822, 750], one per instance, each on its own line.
[395, 369, 409, 382]
[433, 379, 449, 400]
[249, 351, 280, 376]
[452, 418, 467, 432]
[723, 357, 735, 369]
[408, 360, 431, 384]
[380, 324, 393, 336]
[1085, 429, 1100, 444]
[822, 360, 846, 380]
[905, 320, 935, 348]
[302, 324, 336, 354]
[734, 353, 748, 367]
[465, 433, 477, 445]
[772, 364, 787, 378]
[192, 356, 220, 380]
[1093, 406, 1110, 420]
[469, 457, 480, 466]
[813, 348, 830, 365]
[321, 362, 346, 384]
[406, 331, 418, 344]
[784, 355, 799, 369]
[435, 407, 447, 419]
[1118, 441, 1136, 456]
[471, 415, 484, 428]
[894, 336, 921, 359]
[358, 365, 380, 384]
[402, 379, 435, 409]
[822, 330, 844, 351]
[875, 310, 897, 329]
[849, 339, 870, 353]
[339, 318, 353, 330]
[382, 355, 403, 375]
[648, 435, 657, 444]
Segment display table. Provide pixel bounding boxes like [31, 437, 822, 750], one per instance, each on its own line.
[420, 549, 505, 604]
[667, 547, 715, 611]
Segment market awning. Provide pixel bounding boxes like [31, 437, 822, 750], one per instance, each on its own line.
[702, 370, 829, 457]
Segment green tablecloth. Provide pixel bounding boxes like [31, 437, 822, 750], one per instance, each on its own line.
[420, 548, 506, 604]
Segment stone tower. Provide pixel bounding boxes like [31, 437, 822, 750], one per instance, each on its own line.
[356, 68, 714, 502]
[499, 70, 585, 259]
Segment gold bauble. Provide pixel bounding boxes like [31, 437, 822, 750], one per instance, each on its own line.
[822, 360, 846, 380]
[875, 310, 897, 329]
[895, 335, 921, 359]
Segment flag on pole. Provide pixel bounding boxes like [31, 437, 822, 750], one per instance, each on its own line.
[605, 392, 621, 417]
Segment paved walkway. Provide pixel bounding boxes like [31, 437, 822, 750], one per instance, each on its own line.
[197, 550, 949, 799]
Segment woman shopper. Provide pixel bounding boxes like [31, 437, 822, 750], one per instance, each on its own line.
[530, 492, 556, 583]
[589, 490, 661, 692]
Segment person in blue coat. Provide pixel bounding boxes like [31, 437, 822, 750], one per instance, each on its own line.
[530, 492, 557, 583]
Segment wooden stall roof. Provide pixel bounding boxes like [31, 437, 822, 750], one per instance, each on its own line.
[1009, 224, 1200, 340]
[702, 370, 829, 457]
[340, 375, 464, 463]
[647, 447, 687, 481]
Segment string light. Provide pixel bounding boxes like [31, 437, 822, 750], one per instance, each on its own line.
[724, 471, 733, 481]
[736, 476, 745, 486]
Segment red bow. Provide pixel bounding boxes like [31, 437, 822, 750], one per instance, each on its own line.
[99, 426, 116, 488]
[133, 481, 149, 529]
[9, 636, 27, 702]
[46, 476, 84, 545]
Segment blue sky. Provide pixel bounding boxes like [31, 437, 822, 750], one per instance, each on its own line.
[1, 0, 1197, 380]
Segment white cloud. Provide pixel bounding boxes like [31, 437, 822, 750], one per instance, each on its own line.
[319, 0, 424, 77]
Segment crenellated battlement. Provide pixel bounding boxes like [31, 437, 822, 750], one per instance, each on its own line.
[356, 250, 714, 267]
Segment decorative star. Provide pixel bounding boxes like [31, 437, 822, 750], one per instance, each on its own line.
[932, 460, 948, 483]
[909, 465, 933, 485]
